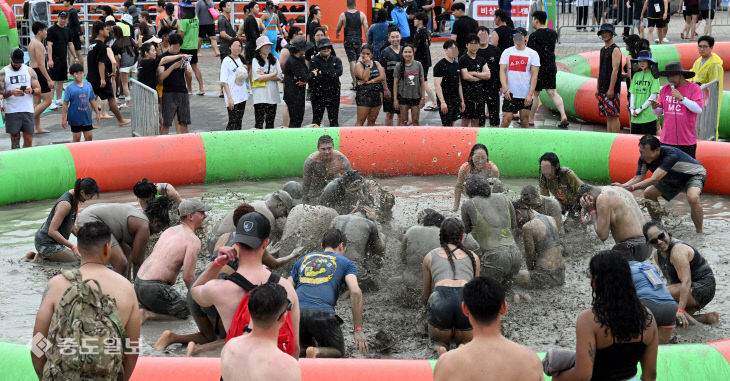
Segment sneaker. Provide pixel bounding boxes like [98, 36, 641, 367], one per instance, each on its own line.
[654, 38, 660, 43]
[591, 27, 596, 32]
[662, 38, 669, 43]
[48, 102, 59, 110]
[55, 99, 63, 106]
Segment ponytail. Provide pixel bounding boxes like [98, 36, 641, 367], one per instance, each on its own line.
[73, 177, 100, 205]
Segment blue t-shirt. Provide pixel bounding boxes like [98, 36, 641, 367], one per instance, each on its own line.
[290, 251, 358, 314]
[629, 261, 675, 305]
[635, 146, 706, 181]
[390, 6, 411, 38]
[63, 81, 95, 127]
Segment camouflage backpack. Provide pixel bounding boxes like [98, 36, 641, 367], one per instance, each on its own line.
[42, 269, 127, 381]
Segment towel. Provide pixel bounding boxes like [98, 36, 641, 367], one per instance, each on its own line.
[542, 348, 576, 376]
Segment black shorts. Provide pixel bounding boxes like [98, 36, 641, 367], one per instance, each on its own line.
[199, 23, 216, 37]
[691, 276, 716, 310]
[344, 40, 361, 62]
[683, 5, 699, 16]
[640, 299, 677, 328]
[70, 124, 93, 133]
[299, 308, 345, 355]
[699, 9, 715, 20]
[437, 98, 461, 126]
[427, 286, 471, 331]
[462, 97, 485, 119]
[655, 173, 705, 201]
[383, 86, 399, 114]
[72, 34, 82, 51]
[536, 68, 557, 91]
[647, 18, 666, 28]
[161, 92, 192, 126]
[355, 87, 382, 108]
[398, 96, 420, 107]
[134, 279, 190, 319]
[180, 48, 199, 64]
[631, 120, 658, 135]
[90, 80, 114, 100]
[49, 59, 68, 82]
[33, 67, 51, 94]
[502, 97, 530, 114]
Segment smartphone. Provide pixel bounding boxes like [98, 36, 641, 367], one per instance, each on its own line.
[20, 85, 27, 91]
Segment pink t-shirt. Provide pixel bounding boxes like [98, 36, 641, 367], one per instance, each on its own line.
[658, 82, 703, 146]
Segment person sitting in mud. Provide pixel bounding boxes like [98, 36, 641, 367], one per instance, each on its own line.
[643, 220, 718, 328]
[453, 143, 501, 211]
[399, 209, 480, 299]
[330, 206, 386, 291]
[615, 135, 706, 233]
[31, 222, 141, 380]
[24, 178, 100, 263]
[221, 283, 301, 381]
[191, 212, 301, 350]
[76, 199, 170, 278]
[460, 176, 520, 287]
[289, 228, 368, 358]
[422, 218, 481, 357]
[133, 178, 182, 210]
[577, 184, 652, 261]
[302, 134, 352, 203]
[135, 199, 211, 324]
[320, 169, 395, 221]
[282, 180, 304, 204]
[613, 242, 678, 345]
[433, 276, 543, 381]
[539, 152, 584, 219]
[520, 184, 563, 231]
[155, 203, 301, 356]
[512, 200, 564, 289]
[213, 190, 295, 243]
[268, 203, 340, 260]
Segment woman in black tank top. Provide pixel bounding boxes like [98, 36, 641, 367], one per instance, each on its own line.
[354, 44, 385, 126]
[551, 251, 657, 381]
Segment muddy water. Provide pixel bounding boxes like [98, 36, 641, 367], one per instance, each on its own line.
[1, 176, 729, 359]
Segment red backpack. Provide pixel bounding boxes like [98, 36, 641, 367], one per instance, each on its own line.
[224, 272, 297, 357]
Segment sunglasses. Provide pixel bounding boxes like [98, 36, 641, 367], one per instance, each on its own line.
[648, 232, 667, 245]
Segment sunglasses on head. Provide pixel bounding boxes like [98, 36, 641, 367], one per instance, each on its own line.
[648, 232, 667, 245]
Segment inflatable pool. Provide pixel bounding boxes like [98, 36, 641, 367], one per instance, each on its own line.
[1, 339, 729, 380]
[543, 42, 730, 138]
[1, 127, 730, 206]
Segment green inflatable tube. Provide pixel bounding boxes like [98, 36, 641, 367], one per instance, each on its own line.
[0, 145, 77, 205]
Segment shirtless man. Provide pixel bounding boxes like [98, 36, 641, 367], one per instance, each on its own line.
[330, 206, 386, 290]
[269, 204, 339, 260]
[520, 185, 563, 231]
[221, 283, 301, 381]
[302, 134, 352, 203]
[513, 200, 564, 289]
[28, 22, 52, 134]
[76, 198, 170, 278]
[213, 191, 294, 242]
[320, 170, 395, 221]
[31, 222, 141, 380]
[577, 184, 652, 261]
[191, 212, 300, 355]
[135, 198, 210, 324]
[433, 276, 543, 381]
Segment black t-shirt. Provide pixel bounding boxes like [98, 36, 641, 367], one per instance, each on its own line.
[160, 52, 187, 93]
[244, 15, 260, 53]
[413, 27, 431, 68]
[433, 58, 461, 100]
[477, 45, 501, 88]
[86, 39, 111, 84]
[47, 24, 69, 60]
[379, 46, 402, 86]
[459, 53, 486, 96]
[67, 8, 81, 38]
[307, 20, 321, 41]
[526, 28, 557, 72]
[451, 16, 478, 55]
[137, 58, 159, 90]
[495, 25, 514, 53]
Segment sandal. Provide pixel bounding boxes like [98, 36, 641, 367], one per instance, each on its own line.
[423, 105, 438, 111]
[558, 120, 570, 129]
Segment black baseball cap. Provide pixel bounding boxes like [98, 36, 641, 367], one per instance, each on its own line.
[235, 212, 271, 248]
[11, 48, 24, 64]
[58, 10, 68, 18]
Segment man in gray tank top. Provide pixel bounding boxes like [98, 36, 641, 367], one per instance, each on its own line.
[513, 201, 565, 289]
[330, 206, 385, 291]
[336, 0, 368, 87]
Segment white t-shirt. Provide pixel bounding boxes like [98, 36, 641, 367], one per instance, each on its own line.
[219, 56, 249, 105]
[251, 56, 283, 105]
[3, 65, 35, 113]
[499, 46, 541, 99]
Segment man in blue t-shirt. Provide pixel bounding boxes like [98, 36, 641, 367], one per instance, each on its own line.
[613, 135, 706, 233]
[62, 63, 100, 142]
[289, 228, 368, 358]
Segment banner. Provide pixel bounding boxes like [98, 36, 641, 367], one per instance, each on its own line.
[472, 1, 532, 22]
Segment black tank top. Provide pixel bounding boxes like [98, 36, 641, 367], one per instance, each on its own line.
[344, 11, 362, 41]
[598, 43, 622, 94]
[657, 239, 713, 285]
[591, 340, 647, 380]
[358, 62, 382, 92]
[495, 25, 514, 53]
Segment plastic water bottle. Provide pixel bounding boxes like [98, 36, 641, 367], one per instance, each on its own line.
[450, 14, 455, 30]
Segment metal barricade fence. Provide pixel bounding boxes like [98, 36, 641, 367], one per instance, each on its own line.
[704, 0, 730, 34]
[0, 35, 10, 67]
[129, 78, 160, 137]
[695, 79, 720, 141]
[556, 0, 635, 42]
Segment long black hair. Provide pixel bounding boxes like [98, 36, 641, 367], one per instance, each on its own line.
[398, 44, 415, 80]
[145, 196, 171, 230]
[539, 152, 561, 179]
[589, 250, 652, 342]
[133, 178, 157, 199]
[468, 143, 489, 171]
[287, 26, 302, 42]
[439, 218, 478, 279]
[255, 45, 278, 67]
[73, 177, 100, 206]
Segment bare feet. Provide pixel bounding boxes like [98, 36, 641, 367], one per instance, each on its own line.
[119, 119, 131, 126]
[34, 128, 51, 134]
[141, 308, 152, 325]
[306, 346, 318, 358]
[694, 311, 720, 326]
[101, 114, 114, 119]
[186, 341, 197, 357]
[21, 251, 37, 261]
[436, 345, 447, 357]
[154, 330, 174, 350]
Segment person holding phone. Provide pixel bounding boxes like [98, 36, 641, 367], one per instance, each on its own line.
[1, 48, 41, 149]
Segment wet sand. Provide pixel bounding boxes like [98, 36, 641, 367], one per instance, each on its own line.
[1, 176, 728, 358]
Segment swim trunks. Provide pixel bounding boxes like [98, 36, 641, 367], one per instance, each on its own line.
[480, 245, 521, 287]
[35, 242, 69, 258]
[134, 279, 190, 319]
[640, 299, 677, 328]
[530, 266, 565, 289]
[691, 276, 716, 310]
[299, 308, 345, 355]
[597, 93, 620, 118]
[427, 286, 471, 331]
[615, 237, 653, 262]
[654, 174, 705, 201]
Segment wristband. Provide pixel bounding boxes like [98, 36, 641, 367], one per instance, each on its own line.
[589, 209, 596, 215]
[678, 309, 685, 313]
[71, 245, 77, 251]
[631, 185, 635, 192]
[214, 255, 227, 266]
[354, 326, 363, 331]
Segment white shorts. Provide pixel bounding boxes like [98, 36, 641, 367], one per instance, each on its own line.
[120, 65, 137, 74]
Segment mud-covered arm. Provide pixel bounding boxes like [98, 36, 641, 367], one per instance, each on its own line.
[523, 226, 537, 270]
[421, 253, 432, 306]
[301, 158, 314, 203]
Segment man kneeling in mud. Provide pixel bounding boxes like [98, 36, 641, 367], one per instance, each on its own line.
[513, 200, 564, 289]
